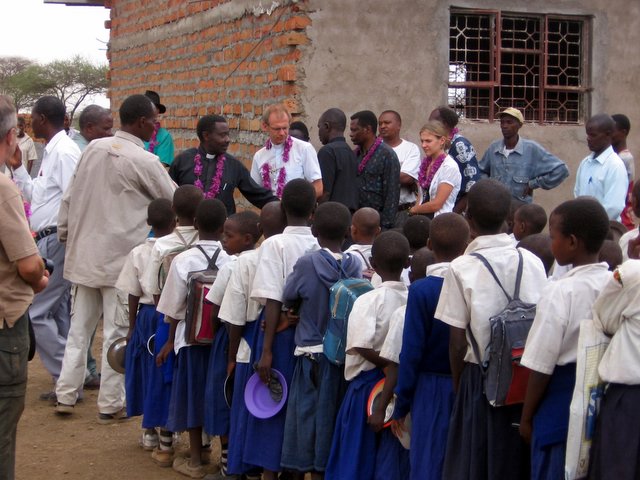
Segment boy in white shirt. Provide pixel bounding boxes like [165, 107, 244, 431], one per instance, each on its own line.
[619, 180, 640, 261]
[141, 185, 203, 301]
[344, 207, 381, 279]
[436, 179, 547, 480]
[519, 198, 610, 480]
[325, 231, 410, 480]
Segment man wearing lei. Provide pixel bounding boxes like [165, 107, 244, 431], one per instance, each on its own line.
[171, 115, 277, 214]
[350, 110, 401, 230]
[250, 103, 323, 199]
[143, 90, 175, 169]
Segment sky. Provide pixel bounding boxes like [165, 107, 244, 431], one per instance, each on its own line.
[0, 0, 110, 107]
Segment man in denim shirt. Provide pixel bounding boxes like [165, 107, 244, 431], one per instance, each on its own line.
[478, 108, 569, 203]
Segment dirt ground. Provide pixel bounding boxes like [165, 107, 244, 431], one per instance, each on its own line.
[15, 323, 222, 480]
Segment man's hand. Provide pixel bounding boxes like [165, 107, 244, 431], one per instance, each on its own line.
[7, 147, 22, 170]
[32, 270, 49, 294]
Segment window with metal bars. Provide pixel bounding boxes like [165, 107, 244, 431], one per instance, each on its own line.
[448, 9, 590, 124]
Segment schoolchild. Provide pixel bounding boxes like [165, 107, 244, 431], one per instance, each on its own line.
[325, 230, 410, 480]
[588, 260, 640, 480]
[115, 198, 174, 452]
[517, 234, 554, 277]
[344, 207, 381, 278]
[519, 198, 610, 480]
[402, 215, 430, 253]
[156, 199, 232, 478]
[599, 239, 623, 271]
[141, 185, 203, 301]
[619, 180, 640, 261]
[513, 203, 547, 241]
[280, 202, 361, 478]
[436, 179, 547, 480]
[249, 179, 320, 480]
[386, 213, 469, 480]
[221, 201, 285, 479]
[203, 210, 260, 479]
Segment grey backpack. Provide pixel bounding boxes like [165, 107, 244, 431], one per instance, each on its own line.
[468, 250, 535, 407]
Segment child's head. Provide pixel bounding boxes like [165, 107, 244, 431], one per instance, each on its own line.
[599, 239, 623, 272]
[549, 198, 609, 266]
[351, 207, 381, 244]
[408, 247, 435, 284]
[172, 185, 204, 224]
[506, 198, 526, 234]
[147, 198, 175, 237]
[371, 231, 410, 279]
[194, 198, 227, 239]
[281, 179, 316, 222]
[512, 203, 547, 241]
[428, 212, 470, 262]
[259, 200, 286, 239]
[611, 113, 630, 149]
[222, 210, 261, 255]
[312, 202, 351, 245]
[402, 215, 431, 252]
[466, 179, 512, 235]
[631, 179, 640, 218]
[607, 220, 627, 243]
[517, 233, 554, 275]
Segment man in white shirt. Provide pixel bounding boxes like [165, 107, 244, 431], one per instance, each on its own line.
[378, 110, 421, 227]
[54, 94, 176, 422]
[250, 104, 323, 199]
[574, 114, 629, 220]
[8, 96, 81, 399]
[17, 116, 38, 174]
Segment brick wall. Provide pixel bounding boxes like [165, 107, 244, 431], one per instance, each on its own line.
[107, 0, 310, 168]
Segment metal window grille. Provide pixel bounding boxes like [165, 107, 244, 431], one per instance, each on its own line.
[449, 9, 590, 124]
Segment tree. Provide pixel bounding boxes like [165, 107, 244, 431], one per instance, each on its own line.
[5, 64, 55, 112]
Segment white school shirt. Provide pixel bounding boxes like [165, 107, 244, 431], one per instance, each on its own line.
[427, 154, 461, 217]
[379, 262, 451, 364]
[392, 139, 421, 205]
[156, 240, 231, 354]
[345, 243, 373, 274]
[345, 281, 408, 381]
[218, 249, 261, 364]
[12, 130, 80, 231]
[115, 238, 156, 305]
[250, 226, 320, 304]
[436, 234, 547, 364]
[521, 263, 610, 375]
[141, 226, 199, 296]
[204, 256, 237, 306]
[619, 227, 639, 262]
[250, 136, 322, 196]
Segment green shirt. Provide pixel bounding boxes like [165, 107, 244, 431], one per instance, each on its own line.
[144, 127, 174, 166]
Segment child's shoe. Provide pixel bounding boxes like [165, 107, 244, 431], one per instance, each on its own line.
[173, 456, 206, 479]
[151, 447, 174, 468]
[140, 429, 159, 451]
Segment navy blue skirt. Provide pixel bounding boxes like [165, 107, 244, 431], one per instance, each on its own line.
[125, 304, 159, 418]
[242, 326, 297, 472]
[166, 344, 211, 432]
[204, 326, 230, 436]
[142, 316, 174, 429]
[375, 428, 410, 480]
[227, 317, 261, 475]
[409, 372, 454, 480]
[325, 368, 385, 480]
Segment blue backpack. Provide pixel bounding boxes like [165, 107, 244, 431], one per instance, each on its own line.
[324, 269, 374, 365]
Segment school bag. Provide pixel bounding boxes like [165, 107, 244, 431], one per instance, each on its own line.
[468, 249, 534, 407]
[184, 245, 221, 345]
[158, 230, 196, 291]
[353, 249, 375, 280]
[324, 252, 374, 365]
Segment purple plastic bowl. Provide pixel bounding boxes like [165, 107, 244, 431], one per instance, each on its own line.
[244, 369, 288, 419]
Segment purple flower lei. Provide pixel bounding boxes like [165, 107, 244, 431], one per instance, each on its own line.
[355, 136, 383, 174]
[148, 121, 160, 153]
[261, 135, 293, 198]
[10, 177, 31, 221]
[193, 152, 226, 199]
[418, 153, 447, 190]
[449, 127, 459, 141]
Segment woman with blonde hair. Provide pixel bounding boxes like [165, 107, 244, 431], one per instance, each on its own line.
[408, 121, 461, 217]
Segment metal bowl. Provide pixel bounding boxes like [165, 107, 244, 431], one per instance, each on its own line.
[107, 336, 127, 374]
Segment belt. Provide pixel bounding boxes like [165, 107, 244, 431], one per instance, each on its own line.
[35, 226, 57, 242]
[397, 202, 415, 212]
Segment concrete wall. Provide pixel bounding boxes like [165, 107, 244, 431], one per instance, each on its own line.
[300, 0, 640, 214]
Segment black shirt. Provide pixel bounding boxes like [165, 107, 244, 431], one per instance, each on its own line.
[317, 136, 359, 211]
[170, 147, 277, 214]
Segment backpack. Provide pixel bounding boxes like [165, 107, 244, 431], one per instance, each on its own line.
[468, 250, 534, 407]
[353, 249, 375, 281]
[184, 245, 221, 345]
[158, 230, 196, 292]
[324, 253, 374, 365]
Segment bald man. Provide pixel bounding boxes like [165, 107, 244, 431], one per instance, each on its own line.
[73, 105, 114, 152]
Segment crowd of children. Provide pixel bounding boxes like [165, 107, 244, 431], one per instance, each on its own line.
[113, 175, 640, 480]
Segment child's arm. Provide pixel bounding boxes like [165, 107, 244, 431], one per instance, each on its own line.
[353, 347, 390, 370]
[126, 294, 141, 340]
[227, 324, 243, 375]
[449, 326, 467, 393]
[519, 370, 551, 444]
[368, 363, 398, 432]
[156, 316, 177, 367]
[210, 303, 221, 336]
[257, 298, 283, 384]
